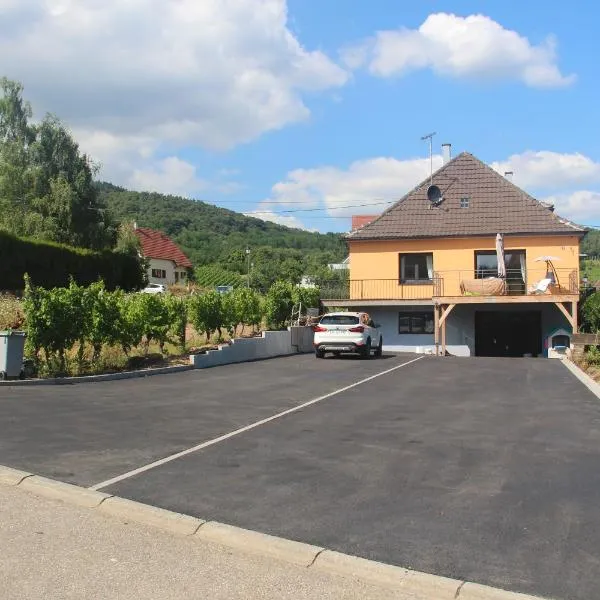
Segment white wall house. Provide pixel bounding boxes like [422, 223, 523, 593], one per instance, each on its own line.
[134, 226, 192, 286]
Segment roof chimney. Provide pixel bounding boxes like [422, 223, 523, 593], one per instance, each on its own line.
[504, 171, 514, 182]
[442, 143, 452, 165]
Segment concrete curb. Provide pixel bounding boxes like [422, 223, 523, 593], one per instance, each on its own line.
[19, 475, 111, 508]
[561, 357, 600, 400]
[459, 582, 542, 599]
[0, 466, 32, 486]
[99, 496, 204, 536]
[195, 521, 323, 567]
[0, 364, 194, 386]
[312, 550, 461, 597]
[0, 465, 548, 600]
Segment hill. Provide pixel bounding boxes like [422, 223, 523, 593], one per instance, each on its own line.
[97, 182, 347, 289]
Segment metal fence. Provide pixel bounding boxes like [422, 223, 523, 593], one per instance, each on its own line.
[321, 268, 580, 301]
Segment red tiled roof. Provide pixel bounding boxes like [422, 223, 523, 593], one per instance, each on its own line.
[348, 152, 586, 241]
[134, 227, 192, 268]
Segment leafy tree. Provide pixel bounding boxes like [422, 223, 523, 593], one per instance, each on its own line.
[0, 79, 113, 249]
[115, 221, 141, 255]
[292, 286, 320, 310]
[264, 281, 294, 330]
[582, 230, 600, 258]
[582, 292, 600, 333]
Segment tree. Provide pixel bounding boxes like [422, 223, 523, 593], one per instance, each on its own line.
[115, 221, 141, 255]
[0, 79, 114, 249]
[582, 292, 600, 333]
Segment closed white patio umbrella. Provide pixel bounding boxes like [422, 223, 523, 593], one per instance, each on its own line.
[496, 233, 506, 278]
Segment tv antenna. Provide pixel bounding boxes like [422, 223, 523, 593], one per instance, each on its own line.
[421, 131, 436, 186]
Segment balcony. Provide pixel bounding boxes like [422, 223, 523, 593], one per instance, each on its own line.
[321, 268, 580, 305]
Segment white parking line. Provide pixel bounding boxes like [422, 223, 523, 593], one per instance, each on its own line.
[89, 355, 424, 491]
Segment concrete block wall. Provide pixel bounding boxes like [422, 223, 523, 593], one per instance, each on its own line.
[190, 327, 314, 369]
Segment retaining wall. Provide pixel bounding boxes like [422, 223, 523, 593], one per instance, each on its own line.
[190, 327, 314, 369]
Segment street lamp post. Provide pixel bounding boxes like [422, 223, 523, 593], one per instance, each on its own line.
[245, 246, 251, 288]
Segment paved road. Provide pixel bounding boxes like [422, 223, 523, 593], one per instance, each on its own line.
[0, 354, 399, 486]
[2, 354, 600, 599]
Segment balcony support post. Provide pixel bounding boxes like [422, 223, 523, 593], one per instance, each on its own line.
[434, 304, 440, 355]
[554, 301, 578, 333]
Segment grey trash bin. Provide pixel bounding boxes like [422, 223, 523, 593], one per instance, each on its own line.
[0, 331, 26, 380]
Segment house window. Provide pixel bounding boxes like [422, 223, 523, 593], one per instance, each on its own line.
[475, 250, 525, 279]
[175, 272, 179, 283]
[398, 312, 434, 334]
[400, 253, 433, 283]
[460, 197, 470, 208]
[151, 268, 167, 279]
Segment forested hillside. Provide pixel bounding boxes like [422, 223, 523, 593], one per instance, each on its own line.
[98, 182, 347, 289]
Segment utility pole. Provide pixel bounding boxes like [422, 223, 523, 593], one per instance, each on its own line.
[421, 131, 436, 186]
[246, 246, 251, 288]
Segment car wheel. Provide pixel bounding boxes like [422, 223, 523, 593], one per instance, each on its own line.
[361, 338, 371, 359]
[315, 349, 325, 359]
[374, 337, 383, 357]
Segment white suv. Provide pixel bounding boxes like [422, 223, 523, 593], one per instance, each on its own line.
[313, 312, 383, 359]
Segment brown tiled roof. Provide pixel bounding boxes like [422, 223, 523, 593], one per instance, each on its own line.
[134, 227, 193, 268]
[348, 152, 586, 241]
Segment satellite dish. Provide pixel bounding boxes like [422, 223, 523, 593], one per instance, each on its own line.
[427, 185, 443, 205]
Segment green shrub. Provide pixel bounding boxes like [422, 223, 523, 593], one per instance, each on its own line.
[0, 231, 145, 291]
[264, 281, 294, 330]
[188, 290, 224, 341]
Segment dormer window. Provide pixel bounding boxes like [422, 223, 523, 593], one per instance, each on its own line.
[460, 197, 470, 208]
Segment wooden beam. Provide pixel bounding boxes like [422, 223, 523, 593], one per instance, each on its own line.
[554, 302, 574, 329]
[434, 304, 440, 355]
[434, 294, 579, 305]
[571, 301, 578, 333]
[441, 313, 447, 356]
[439, 303, 456, 326]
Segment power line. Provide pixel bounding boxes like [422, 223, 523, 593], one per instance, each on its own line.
[245, 200, 394, 216]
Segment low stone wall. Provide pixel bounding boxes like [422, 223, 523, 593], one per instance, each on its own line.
[190, 327, 314, 369]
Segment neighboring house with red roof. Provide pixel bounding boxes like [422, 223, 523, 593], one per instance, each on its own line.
[134, 225, 193, 286]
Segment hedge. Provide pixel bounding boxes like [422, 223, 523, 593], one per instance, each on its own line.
[0, 231, 145, 291]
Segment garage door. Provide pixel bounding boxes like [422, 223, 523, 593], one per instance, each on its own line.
[475, 311, 542, 357]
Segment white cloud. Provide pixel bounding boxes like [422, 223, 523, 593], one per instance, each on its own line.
[129, 157, 206, 197]
[492, 151, 600, 190]
[344, 13, 574, 88]
[542, 191, 600, 225]
[263, 155, 443, 218]
[0, 0, 348, 166]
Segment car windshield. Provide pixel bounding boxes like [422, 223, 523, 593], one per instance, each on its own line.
[320, 315, 360, 326]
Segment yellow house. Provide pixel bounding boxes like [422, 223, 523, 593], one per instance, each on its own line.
[322, 151, 586, 358]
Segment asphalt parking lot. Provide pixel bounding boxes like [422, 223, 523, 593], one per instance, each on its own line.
[2, 353, 600, 600]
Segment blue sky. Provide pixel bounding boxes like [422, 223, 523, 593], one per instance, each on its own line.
[2, 0, 599, 232]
